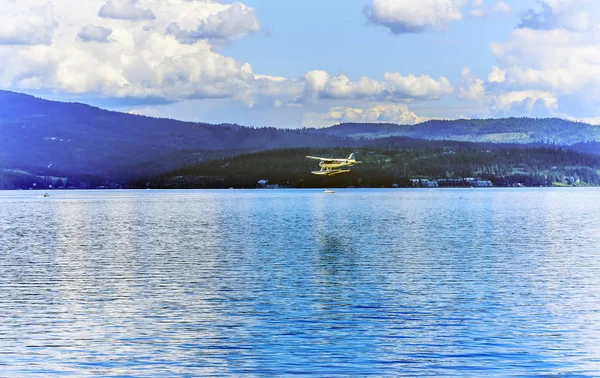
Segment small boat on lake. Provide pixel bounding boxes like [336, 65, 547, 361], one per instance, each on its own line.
[323, 190, 336, 194]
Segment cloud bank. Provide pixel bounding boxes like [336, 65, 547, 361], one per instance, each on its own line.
[299, 71, 453, 103]
[303, 104, 429, 128]
[2, 0, 597, 126]
[0, 3, 57, 45]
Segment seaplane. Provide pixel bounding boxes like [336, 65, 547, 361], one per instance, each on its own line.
[306, 153, 361, 176]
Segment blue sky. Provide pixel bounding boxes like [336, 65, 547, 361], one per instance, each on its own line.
[1, 0, 599, 127]
[224, 0, 514, 79]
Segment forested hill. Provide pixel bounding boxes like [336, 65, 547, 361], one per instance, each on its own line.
[2, 90, 600, 189]
[139, 145, 600, 189]
[0, 90, 355, 178]
[315, 119, 600, 144]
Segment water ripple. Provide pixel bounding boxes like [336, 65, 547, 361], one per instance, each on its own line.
[1, 189, 599, 376]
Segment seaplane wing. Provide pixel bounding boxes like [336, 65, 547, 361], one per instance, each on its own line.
[306, 156, 349, 163]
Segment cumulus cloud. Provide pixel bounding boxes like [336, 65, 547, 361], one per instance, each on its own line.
[458, 67, 485, 101]
[491, 28, 600, 95]
[0, 3, 57, 45]
[166, 2, 260, 43]
[384, 72, 454, 98]
[298, 71, 453, 103]
[519, 3, 557, 30]
[0, 0, 526, 123]
[481, 0, 600, 119]
[98, 0, 156, 20]
[0, 0, 295, 106]
[365, 0, 465, 34]
[518, 0, 595, 32]
[456, 66, 561, 119]
[492, 90, 558, 117]
[303, 104, 429, 128]
[77, 25, 112, 43]
[487, 66, 506, 83]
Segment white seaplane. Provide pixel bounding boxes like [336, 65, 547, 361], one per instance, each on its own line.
[307, 153, 361, 176]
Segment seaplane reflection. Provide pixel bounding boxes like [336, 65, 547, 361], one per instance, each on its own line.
[316, 233, 358, 278]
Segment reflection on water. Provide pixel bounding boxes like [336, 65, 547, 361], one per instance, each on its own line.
[1, 189, 600, 376]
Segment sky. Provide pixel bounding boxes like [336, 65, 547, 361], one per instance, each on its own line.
[1, 0, 599, 128]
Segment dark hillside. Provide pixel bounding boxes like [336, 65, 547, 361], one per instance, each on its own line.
[140, 145, 600, 189]
[0, 91, 357, 178]
[2, 90, 600, 189]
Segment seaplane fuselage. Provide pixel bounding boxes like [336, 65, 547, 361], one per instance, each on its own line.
[306, 153, 360, 176]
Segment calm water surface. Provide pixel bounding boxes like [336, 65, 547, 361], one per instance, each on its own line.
[1, 188, 599, 376]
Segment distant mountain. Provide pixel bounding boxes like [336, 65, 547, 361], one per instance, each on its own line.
[2, 90, 600, 188]
[0, 90, 357, 179]
[314, 119, 600, 144]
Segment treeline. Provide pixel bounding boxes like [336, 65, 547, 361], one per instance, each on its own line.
[316, 118, 600, 144]
[134, 145, 600, 189]
[0, 169, 108, 190]
[4, 90, 600, 183]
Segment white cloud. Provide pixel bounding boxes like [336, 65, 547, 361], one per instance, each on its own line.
[300, 70, 332, 103]
[458, 67, 485, 101]
[303, 104, 429, 128]
[384, 72, 454, 99]
[166, 2, 260, 43]
[298, 71, 453, 103]
[491, 28, 600, 94]
[518, 0, 595, 32]
[492, 90, 558, 116]
[98, 0, 155, 20]
[482, 1, 600, 119]
[77, 25, 112, 43]
[365, 0, 465, 34]
[0, 0, 296, 106]
[0, 2, 57, 45]
[487, 66, 506, 83]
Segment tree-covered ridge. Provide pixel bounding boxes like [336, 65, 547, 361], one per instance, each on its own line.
[140, 144, 600, 189]
[0, 90, 361, 178]
[316, 118, 600, 144]
[2, 90, 600, 189]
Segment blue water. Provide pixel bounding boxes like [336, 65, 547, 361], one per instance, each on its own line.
[1, 188, 599, 376]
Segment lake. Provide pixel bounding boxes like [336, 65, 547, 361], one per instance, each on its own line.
[1, 188, 599, 376]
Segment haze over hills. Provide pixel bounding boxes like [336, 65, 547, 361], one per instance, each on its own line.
[1, 90, 600, 189]
[314, 119, 600, 144]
